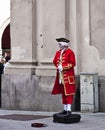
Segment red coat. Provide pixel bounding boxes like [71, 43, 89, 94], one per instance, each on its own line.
[52, 48, 76, 96]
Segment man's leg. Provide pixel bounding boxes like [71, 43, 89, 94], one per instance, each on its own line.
[62, 94, 74, 116]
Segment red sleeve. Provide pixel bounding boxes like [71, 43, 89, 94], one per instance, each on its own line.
[62, 51, 76, 70]
[53, 52, 58, 68]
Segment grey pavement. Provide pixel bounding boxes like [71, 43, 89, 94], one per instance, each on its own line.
[0, 109, 105, 130]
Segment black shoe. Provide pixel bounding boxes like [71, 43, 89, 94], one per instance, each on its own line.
[58, 110, 67, 114]
[53, 110, 67, 117]
[64, 111, 71, 117]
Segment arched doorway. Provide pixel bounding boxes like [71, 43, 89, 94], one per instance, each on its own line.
[0, 18, 10, 59]
[1, 23, 11, 59]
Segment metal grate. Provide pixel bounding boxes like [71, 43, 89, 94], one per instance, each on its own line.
[0, 114, 51, 121]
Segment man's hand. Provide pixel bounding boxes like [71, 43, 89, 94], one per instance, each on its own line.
[58, 64, 63, 72]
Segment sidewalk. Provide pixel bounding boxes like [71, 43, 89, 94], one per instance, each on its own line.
[0, 109, 105, 130]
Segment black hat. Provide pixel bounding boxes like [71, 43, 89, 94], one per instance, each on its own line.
[5, 56, 10, 62]
[56, 38, 70, 43]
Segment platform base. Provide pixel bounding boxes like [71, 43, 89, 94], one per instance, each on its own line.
[53, 113, 81, 124]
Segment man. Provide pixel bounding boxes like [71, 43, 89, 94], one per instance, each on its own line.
[0, 59, 4, 74]
[51, 37, 76, 117]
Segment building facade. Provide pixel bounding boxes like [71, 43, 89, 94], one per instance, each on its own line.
[1, 0, 105, 111]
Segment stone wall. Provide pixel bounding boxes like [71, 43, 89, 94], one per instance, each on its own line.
[2, 74, 105, 112]
[1, 74, 80, 111]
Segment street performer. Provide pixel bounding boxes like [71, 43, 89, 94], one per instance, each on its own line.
[51, 37, 76, 117]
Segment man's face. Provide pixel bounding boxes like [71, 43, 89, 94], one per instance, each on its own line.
[58, 43, 66, 50]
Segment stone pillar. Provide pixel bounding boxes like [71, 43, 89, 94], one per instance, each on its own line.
[35, 0, 66, 76]
[5, 0, 37, 74]
[65, 0, 78, 74]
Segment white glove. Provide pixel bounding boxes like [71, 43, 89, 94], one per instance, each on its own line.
[58, 64, 63, 72]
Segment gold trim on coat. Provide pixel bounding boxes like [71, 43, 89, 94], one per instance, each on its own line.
[62, 72, 75, 96]
[63, 64, 72, 70]
[68, 76, 75, 84]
